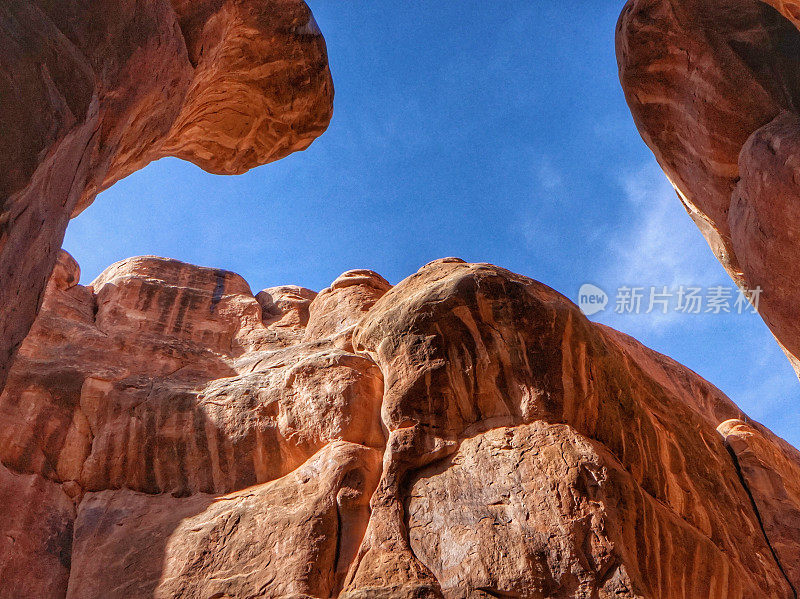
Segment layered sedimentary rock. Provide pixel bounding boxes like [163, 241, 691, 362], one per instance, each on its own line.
[617, 0, 800, 373]
[0, 0, 333, 392]
[2, 253, 799, 598]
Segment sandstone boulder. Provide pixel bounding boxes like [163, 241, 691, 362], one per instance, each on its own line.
[617, 0, 800, 374]
[304, 269, 392, 346]
[344, 259, 800, 598]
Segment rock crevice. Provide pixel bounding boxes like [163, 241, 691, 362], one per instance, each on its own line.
[723, 436, 798, 599]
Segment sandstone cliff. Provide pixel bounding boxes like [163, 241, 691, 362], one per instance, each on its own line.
[0, 0, 333, 392]
[1, 252, 798, 598]
[617, 0, 800, 375]
[3, 1, 800, 596]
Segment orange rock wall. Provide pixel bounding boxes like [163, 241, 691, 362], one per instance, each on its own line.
[2, 253, 798, 598]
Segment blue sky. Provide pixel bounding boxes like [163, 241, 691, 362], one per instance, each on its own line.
[63, 2, 800, 447]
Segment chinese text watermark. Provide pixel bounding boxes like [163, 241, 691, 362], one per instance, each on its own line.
[578, 284, 761, 317]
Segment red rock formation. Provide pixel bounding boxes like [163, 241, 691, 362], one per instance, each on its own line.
[0, 0, 333, 392]
[719, 419, 800, 588]
[69, 442, 382, 599]
[344, 258, 800, 598]
[617, 0, 800, 373]
[0, 465, 74, 598]
[2, 253, 799, 598]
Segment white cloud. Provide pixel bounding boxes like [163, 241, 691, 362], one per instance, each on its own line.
[596, 162, 727, 334]
[611, 163, 719, 287]
[534, 157, 563, 191]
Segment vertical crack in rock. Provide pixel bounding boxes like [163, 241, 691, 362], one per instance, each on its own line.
[723, 440, 798, 599]
[210, 270, 226, 314]
[718, 418, 800, 594]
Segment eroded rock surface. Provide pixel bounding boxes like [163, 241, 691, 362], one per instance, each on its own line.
[617, 0, 800, 374]
[2, 253, 799, 598]
[0, 0, 333, 392]
[0, 464, 74, 598]
[719, 419, 800, 588]
[68, 442, 382, 599]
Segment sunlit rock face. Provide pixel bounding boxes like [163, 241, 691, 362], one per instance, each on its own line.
[0, 0, 333, 392]
[1, 253, 799, 598]
[617, 0, 800, 375]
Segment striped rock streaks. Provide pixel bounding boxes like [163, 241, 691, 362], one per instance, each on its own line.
[1, 254, 799, 597]
[345, 258, 800, 598]
[617, 0, 800, 374]
[0, 253, 386, 498]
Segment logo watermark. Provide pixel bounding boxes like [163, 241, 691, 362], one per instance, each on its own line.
[578, 284, 609, 316]
[577, 284, 762, 317]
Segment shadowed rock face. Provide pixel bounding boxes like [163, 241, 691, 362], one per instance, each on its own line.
[0, 0, 333, 392]
[617, 0, 800, 374]
[2, 253, 799, 598]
